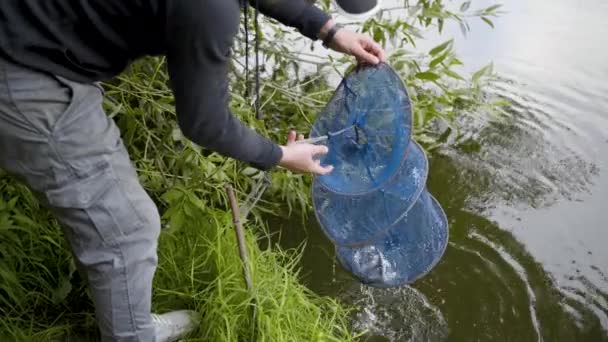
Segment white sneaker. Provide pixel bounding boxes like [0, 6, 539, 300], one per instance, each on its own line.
[152, 310, 200, 342]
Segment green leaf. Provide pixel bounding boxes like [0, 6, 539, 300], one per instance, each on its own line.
[429, 39, 453, 56]
[373, 27, 385, 44]
[472, 63, 493, 83]
[7, 197, 18, 210]
[193, 197, 207, 212]
[408, 4, 422, 17]
[393, 60, 406, 71]
[492, 99, 512, 106]
[437, 126, 453, 144]
[459, 21, 468, 37]
[460, 1, 471, 12]
[157, 102, 175, 114]
[416, 133, 436, 144]
[241, 167, 258, 177]
[52, 278, 73, 305]
[163, 188, 185, 204]
[444, 69, 465, 81]
[450, 57, 464, 66]
[430, 51, 450, 68]
[408, 27, 425, 39]
[172, 127, 184, 141]
[484, 4, 503, 13]
[481, 17, 495, 28]
[169, 211, 186, 230]
[422, 8, 443, 18]
[415, 72, 441, 81]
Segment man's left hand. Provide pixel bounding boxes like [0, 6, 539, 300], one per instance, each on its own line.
[321, 20, 386, 65]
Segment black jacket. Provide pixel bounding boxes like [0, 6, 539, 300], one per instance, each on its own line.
[0, 0, 330, 170]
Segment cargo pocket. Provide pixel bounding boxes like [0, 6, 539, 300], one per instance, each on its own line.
[45, 162, 145, 244]
[92, 81, 105, 96]
[2, 58, 77, 136]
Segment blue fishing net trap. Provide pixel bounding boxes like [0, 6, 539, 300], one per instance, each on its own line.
[309, 63, 449, 288]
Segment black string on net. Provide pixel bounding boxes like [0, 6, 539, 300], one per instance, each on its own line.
[241, 0, 262, 121]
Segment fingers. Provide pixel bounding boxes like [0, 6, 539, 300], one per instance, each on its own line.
[311, 160, 334, 175]
[355, 36, 386, 64]
[312, 144, 329, 156]
[279, 135, 334, 175]
[378, 49, 386, 62]
[287, 130, 296, 144]
[368, 39, 386, 62]
[353, 44, 380, 65]
[287, 130, 307, 145]
[310, 146, 333, 175]
[335, 29, 386, 64]
[364, 38, 386, 62]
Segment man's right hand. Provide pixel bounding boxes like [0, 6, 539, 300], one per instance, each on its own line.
[279, 130, 334, 175]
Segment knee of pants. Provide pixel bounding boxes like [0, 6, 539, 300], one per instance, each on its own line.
[45, 160, 162, 263]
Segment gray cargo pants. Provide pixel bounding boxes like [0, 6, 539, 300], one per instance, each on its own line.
[0, 57, 160, 341]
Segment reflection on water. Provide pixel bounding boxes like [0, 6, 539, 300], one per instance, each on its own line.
[444, 82, 600, 211]
[464, 232, 543, 340]
[425, 131, 608, 341]
[267, 0, 608, 340]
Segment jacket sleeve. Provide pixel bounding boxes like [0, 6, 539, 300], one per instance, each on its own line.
[166, 0, 283, 171]
[249, 0, 331, 40]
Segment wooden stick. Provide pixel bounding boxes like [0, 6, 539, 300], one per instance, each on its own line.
[225, 184, 252, 291]
[225, 184, 258, 341]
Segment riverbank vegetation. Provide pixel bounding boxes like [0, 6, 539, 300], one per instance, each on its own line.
[0, 1, 501, 340]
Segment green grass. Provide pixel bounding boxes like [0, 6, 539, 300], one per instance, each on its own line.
[0, 177, 358, 341]
[153, 188, 358, 341]
[0, 177, 98, 341]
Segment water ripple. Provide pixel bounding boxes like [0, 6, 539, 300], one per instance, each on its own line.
[341, 284, 449, 341]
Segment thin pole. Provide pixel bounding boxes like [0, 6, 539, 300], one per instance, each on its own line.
[225, 184, 252, 291]
[225, 184, 258, 341]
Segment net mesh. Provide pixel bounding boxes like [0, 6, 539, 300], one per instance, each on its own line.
[310, 63, 448, 287]
[312, 141, 427, 246]
[336, 191, 448, 287]
[310, 63, 411, 194]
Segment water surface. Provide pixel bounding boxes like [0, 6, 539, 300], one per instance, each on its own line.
[270, 0, 608, 340]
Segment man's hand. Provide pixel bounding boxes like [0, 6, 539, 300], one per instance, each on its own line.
[279, 130, 334, 175]
[320, 19, 386, 65]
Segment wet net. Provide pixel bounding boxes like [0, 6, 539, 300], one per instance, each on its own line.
[309, 63, 448, 288]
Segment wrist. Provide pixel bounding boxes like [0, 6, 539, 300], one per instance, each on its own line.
[278, 145, 291, 167]
[321, 21, 343, 49]
[318, 19, 336, 40]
